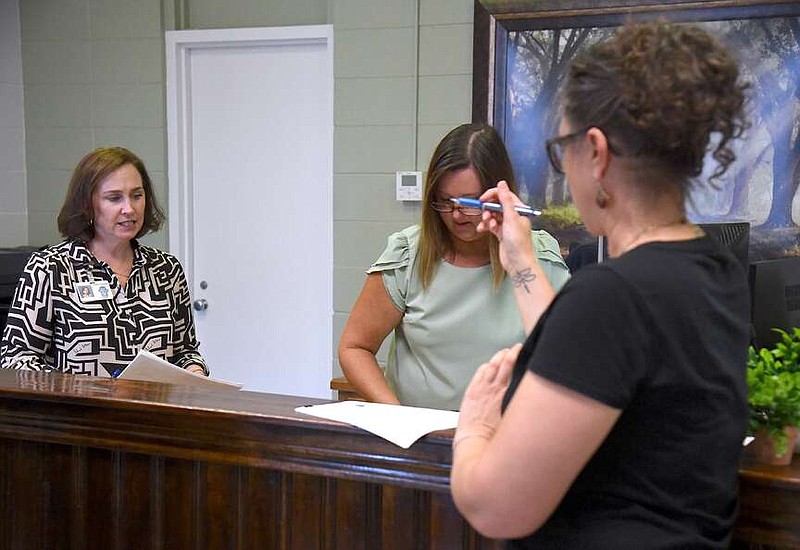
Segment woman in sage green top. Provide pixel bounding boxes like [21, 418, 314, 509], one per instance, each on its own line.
[338, 123, 570, 410]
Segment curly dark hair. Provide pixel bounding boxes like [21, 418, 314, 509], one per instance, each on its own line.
[561, 21, 749, 188]
[57, 147, 165, 242]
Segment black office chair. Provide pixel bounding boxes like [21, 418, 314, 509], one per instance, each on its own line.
[0, 247, 40, 335]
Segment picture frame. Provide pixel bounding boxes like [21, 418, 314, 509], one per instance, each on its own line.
[472, 0, 800, 261]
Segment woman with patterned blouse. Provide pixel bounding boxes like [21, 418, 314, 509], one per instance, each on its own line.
[0, 147, 208, 377]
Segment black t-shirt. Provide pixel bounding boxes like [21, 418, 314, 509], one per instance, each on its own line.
[503, 236, 749, 550]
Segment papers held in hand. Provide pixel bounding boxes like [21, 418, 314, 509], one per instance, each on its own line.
[117, 349, 242, 390]
[295, 400, 458, 449]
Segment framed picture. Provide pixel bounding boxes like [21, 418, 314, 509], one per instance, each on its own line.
[473, 0, 800, 261]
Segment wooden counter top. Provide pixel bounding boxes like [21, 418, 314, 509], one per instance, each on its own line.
[0, 370, 796, 549]
[0, 370, 455, 492]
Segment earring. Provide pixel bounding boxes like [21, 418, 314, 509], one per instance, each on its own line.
[595, 187, 609, 209]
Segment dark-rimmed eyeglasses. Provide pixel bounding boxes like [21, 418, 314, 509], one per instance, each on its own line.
[545, 128, 589, 175]
[430, 201, 483, 216]
[545, 127, 621, 175]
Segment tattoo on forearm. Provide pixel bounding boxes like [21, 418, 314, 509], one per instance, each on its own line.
[512, 268, 537, 293]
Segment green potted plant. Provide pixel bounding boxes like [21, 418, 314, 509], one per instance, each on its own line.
[536, 204, 587, 257]
[747, 328, 800, 465]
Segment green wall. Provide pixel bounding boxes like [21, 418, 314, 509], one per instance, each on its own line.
[0, 0, 25, 246]
[17, 0, 475, 377]
[331, 0, 474, 372]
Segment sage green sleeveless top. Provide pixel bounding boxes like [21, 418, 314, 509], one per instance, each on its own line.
[368, 225, 570, 410]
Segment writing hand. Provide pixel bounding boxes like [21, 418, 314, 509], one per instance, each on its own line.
[477, 181, 536, 273]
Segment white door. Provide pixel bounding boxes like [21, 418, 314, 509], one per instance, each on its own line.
[166, 26, 333, 398]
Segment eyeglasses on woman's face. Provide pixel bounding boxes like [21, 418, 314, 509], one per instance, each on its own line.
[430, 200, 483, 216]
[545, 127, 621, 175]
[545, 128, 588, 175]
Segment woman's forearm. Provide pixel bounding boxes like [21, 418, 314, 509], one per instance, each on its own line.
[339, 347, 400, 404]
[507, 260, 556, 334]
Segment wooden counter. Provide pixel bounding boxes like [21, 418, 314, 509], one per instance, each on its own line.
[0, 370, 795, 549]
[0, 370, 497, 550]
[734, 452, 800, 549]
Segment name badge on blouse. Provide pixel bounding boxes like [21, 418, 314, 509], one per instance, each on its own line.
[76, 282, 113, 302]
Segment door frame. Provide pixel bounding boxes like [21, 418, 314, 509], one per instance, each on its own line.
[165, 25, 334, 283]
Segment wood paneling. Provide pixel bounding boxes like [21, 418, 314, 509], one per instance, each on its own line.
[0, 370, 794, 549]
[734, 454, 800, 549]
[0, 370, 496, 549]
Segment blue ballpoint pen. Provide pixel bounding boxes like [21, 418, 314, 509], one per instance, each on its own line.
[450, 197, 541, 218]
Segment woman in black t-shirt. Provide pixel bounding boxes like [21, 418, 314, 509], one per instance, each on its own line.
[450, 22, 750, 549]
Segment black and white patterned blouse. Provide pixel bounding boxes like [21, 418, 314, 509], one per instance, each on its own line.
[0, 240, 208, 377]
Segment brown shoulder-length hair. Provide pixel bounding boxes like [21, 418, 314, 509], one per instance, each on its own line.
[418, 123, 519, 290]
[57, 147, 165, 242]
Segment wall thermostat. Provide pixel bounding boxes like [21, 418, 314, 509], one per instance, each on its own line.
[396, 171, 423, 201]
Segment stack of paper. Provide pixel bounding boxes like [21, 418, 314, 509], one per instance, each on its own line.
[295, 400, 458, 448]
[118, 349, 242, 390]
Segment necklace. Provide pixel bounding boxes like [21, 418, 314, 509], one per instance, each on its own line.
[87, 243, 133, 281]
[621, 218, 693, 254]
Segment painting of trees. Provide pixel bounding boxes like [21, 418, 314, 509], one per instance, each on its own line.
[504, 27, 610, 207]
[721, 18, 800, 229]
[501, 16, 800, 259]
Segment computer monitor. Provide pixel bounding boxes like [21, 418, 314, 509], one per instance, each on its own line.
[697, 222, 750, 273]
[569, 222, 750, 272]
[749, 256, 800, 349]
[694, 222, 757, 346]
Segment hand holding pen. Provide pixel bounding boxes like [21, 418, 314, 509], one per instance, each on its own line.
[475, 181, 538, 273]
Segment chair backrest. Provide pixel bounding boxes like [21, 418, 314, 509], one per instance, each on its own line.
[565, 239, 607, 273]
[0, 247, 40, 335]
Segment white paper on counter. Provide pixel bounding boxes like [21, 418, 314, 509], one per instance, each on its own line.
[295, 401, 458, 449]
[118, 349, 243, 390]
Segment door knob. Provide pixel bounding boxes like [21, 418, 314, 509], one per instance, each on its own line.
[193, 299, 209, 311]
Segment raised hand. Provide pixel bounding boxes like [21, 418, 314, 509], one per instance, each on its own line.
[477, 181, 536, 274]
